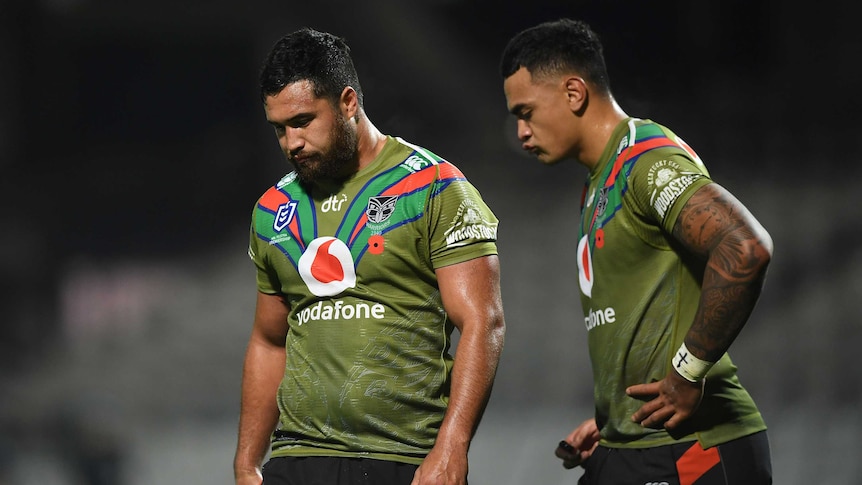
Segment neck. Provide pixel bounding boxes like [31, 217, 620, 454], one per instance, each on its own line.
[577, 97, 628, 171]
[356, 111, 387, 170]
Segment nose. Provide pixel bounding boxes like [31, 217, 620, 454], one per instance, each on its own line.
[282, 128, 305, 157]
[517, 120, 532, 141]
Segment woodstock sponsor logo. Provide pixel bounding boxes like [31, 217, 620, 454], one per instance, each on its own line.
[651, 174, 698, 219]
[444, 200, 498, 248]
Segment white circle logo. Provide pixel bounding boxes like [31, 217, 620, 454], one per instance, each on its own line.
[298, 237, 356, 296]
[577, 235, 593, 297]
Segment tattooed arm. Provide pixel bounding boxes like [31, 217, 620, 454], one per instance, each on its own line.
[627, 182, 773, 430]
[670, 183, 773, 361]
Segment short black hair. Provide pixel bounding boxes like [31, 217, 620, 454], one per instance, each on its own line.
[259, 27, 364, 106]
[500, 18, 611, 95]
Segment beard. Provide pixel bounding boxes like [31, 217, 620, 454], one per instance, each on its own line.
[291, 113, 359, 185]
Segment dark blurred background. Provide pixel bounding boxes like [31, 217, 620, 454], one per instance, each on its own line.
[2, 1, 860, 484]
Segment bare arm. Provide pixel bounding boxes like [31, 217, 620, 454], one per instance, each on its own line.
[672, 183, 773, 361]
[412, 255, 506, 485]
[628, 182, 773, 429]
[234, 292, 290, 485]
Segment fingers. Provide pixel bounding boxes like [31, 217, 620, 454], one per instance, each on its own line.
[663, 411, 691, 430]
[555, 441, 588, 469]
[628, 373, 705, 429]
[556, 440, 575, 455]
[556, 419, 600, 470]
[625, 381, 661, 399]
[634, 401, 677, 429]
[555, 440, 580, 468]
[630, 396, 663, 425]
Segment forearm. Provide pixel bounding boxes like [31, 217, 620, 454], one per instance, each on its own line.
[429, 255, 505, 462]
[435, 318, 505, 450]
[234, 339, 285, 477]
[685, 256, 769, 362]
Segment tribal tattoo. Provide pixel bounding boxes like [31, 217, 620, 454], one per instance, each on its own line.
[672, 183, 772, 362]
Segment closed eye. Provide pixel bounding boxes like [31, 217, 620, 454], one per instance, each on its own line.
[510, 104, 531, 121]
[288, 115, 313, 128]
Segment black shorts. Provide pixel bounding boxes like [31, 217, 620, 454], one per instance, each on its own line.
[578, 431, 772, 485]
[262, 456, 419, 485]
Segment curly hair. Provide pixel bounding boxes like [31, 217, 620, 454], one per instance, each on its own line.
[259, 27, 364, 107]
[500, 18, 611, 95]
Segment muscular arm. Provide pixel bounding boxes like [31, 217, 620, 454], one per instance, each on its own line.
[672, 182, 773, 361]
[628, 182, 772, 429]
[412, 255, 506, 485]
[234, 292, 290, 485]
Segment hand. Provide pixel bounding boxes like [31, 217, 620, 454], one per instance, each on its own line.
[555, 418, 600, 469]
[626, 371, 704, 430]
[411, 443, 468, 485]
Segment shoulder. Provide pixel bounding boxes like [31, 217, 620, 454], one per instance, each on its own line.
[623, 122, 713, 225]
[391, 137, 467, 181]
[253, 172, 303, 213]
[627, 120, 709, 183]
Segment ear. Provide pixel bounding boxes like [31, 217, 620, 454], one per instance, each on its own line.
[564, 77, 588, 113]
[340, 86, 359, 120]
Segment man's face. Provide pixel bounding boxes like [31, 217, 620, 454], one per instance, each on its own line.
[503, 67, 576, 165]
[264, 80, 358, 184]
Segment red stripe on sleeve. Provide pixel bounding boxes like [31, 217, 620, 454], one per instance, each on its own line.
[383, 169, 435, 196]
[435, 161, 464, 180]
[606, 137, 678, 187]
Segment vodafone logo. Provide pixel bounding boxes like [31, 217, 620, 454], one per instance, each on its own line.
[298, 237, 356, 297]
[577, 235, 593, 297]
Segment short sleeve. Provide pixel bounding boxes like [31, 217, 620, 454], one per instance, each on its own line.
[426, 167, 499, 269]
[248, 205, 282, 295]
[628, 152, 712, 233]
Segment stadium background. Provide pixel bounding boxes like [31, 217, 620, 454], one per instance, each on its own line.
[1, 1, 860, 483]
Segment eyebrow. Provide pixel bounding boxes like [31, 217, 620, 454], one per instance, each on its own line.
[267, 112, 313, 127]
[509, 103, 527, 117]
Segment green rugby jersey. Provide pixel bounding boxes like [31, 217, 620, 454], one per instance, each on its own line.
[578, 118, 766, 449]
[248, 136, 499, 464]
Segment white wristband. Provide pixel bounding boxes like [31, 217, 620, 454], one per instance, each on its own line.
[671, 343, 714, 382]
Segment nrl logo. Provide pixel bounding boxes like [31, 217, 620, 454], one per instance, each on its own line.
[273, 201, 298, 232]
[366, 196, 398, 224]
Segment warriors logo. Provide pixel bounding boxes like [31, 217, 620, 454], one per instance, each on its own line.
[366, 196, 399, 224]
[595, 187, 610, 218]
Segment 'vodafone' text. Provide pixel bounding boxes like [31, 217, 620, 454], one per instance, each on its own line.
[585, 306, 616, 331]
[297, 300, 385, 326]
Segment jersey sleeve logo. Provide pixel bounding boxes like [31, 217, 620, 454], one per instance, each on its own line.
[646, 160, 703, 220]
[443, 200, 498, 248]
[298, 237, 357, 297]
